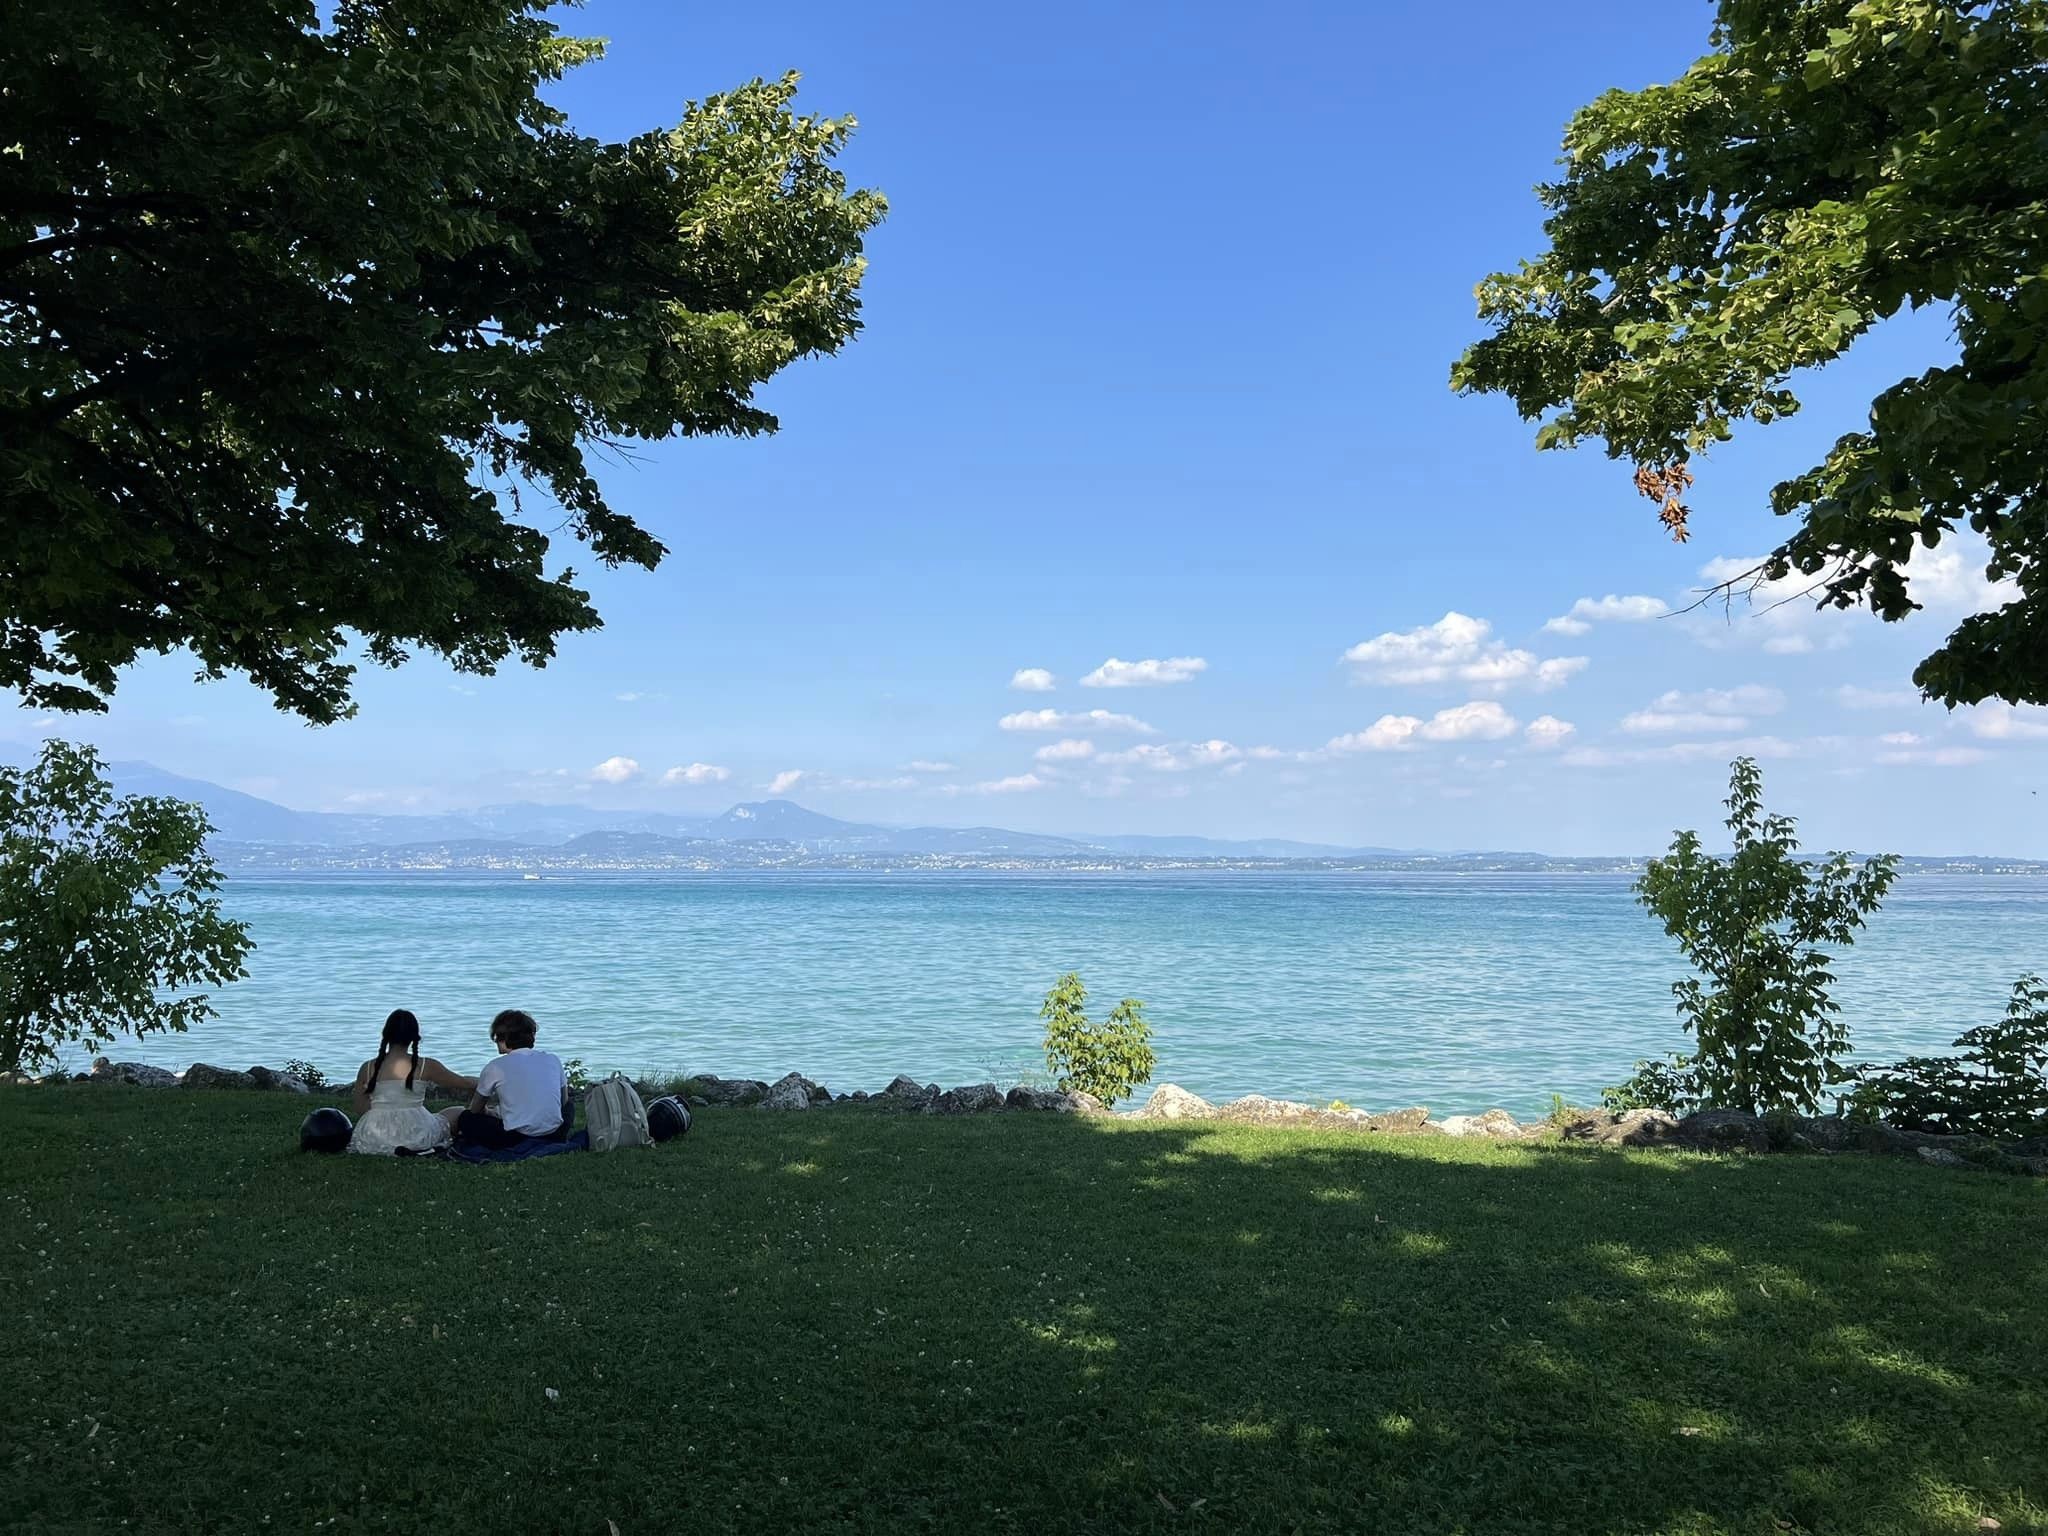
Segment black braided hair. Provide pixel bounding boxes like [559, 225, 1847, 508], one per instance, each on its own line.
[378, 1009, 423, 1091]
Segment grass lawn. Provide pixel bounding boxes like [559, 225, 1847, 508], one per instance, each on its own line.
[4, 1087, 2045, 1535]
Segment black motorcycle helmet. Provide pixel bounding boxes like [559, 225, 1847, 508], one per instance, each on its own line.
[300, 1106, 354, 1154]
[647, 1096, 691, 1142]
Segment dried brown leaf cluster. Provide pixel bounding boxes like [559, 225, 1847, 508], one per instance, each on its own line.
[1634, 461, 1696, 542]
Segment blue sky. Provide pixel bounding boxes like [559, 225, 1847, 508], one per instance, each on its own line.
[16, 0, 2048, 853]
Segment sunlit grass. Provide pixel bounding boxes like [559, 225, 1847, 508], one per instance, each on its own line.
[3, 1086, 2044, 1535]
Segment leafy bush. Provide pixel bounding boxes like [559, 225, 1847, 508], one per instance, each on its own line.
[1040, 972, 1154, 1107]
[1635, 757, 1900, 1115]
[283, 1058, 329, 1091]
[1600, 1053, 1699, 1115]
[1848, 976, 2048, 1139]
[562, 1057, 594, 1093]
[0, 741, 253, 1076]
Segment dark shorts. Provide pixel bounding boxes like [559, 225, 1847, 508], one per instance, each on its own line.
[453, 1109, 569, 1149]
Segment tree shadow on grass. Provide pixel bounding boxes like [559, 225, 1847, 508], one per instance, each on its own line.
[3, 1091, 2045, 1535]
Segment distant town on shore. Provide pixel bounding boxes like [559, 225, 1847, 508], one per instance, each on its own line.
[112, 761, 2048, 877]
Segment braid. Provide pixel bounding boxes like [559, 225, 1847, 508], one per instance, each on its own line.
[368, 1042, 389, 1090]
[405, 1039, 420, 1090]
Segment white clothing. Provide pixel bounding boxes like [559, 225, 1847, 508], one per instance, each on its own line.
[348, 1075, 451, 1156]
[476, 1048, 567, 1136]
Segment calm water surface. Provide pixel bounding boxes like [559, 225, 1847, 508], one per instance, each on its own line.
[95, 871, 2048, 1117]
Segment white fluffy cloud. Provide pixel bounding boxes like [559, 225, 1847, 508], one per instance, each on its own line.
[589, 756, 641, 784]
[1034, 739, 1097, 763]
[1524, 715, 1576, 750]
[1878, 745, 1989, 767]
[1966, 703, 2048, 741]
[1836, 684, 1921, 709]
[1092, 739, 1251, 773]
[1080, 656, 1208, 688]
[1418, 701, 1519, 742]
[661, 762, 730, 786]
[1621, 684, 1784, 734]
[1563, 735, 1808, 768]
[904, 760, 956, 773]
[1343, 612, 1586, 693]
[1542, 595, 1669, 636]
[1009, 668, 1056, 692]
[1326, 702, 1518, 753]
[942, 772, 1046, 796]
[999, 708, 1155, 734]
[1100, 743, 1193, 771]
[767, 769, 807, 795]
[1327, 716, 1422, 753]
[1692, 538, 2017, 655]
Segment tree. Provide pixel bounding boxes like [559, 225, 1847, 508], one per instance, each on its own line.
[0, 740, 253, 1076]
[1452, 1, 2048, 707]
[2, 2, 885, 723]
[1849, 974, 2048, 1136]
[1040, 972, 1156, 1107]
[1635, 757, 1900, 1114]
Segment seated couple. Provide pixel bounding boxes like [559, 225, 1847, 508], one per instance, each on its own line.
[348, 1007, 570, 1157]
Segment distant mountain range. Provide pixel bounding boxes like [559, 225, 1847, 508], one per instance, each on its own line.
[106, 761, 1388, 861]
[102, 762, 2048, 875]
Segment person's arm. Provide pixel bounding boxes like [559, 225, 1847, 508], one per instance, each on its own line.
[420, 1057, 477, 1096]
[350, 1061, 375, 1118]
[468, 1060, 499, 1116]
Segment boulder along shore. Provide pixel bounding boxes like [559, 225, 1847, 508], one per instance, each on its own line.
[21, 1058, 2048, 1176]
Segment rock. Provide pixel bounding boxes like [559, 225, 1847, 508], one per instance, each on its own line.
[690, 1075, 770, 1107]
[685, 1095, 709, 1108]
[1134, 1083, 1215, 1121]
[1788, 1115, 1854, 1151]
[1438, 1108, 1524, 1139]
[90, 1058, 179, 1089]
[758, 1072, 824, 1112]
[1676, 1108, 1769, 1153]
[181, 1062, 258, 1091]
[1916, 1146, 1976, 1170]
[876, 1075, 940, 1110]
[1354, 1106, 1431, 1134]
[1561, 1109, 1680, 1147]
[246, 1066, 312, 1094]
[1055, 1090, 1110, 1115]
[933, 1083, 1006, 1114]
[1004, 1085, 1065, 1112]
[1214, 1094, 1318, 1125]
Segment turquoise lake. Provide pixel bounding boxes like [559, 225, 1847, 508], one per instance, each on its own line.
[95, 871, 2048, 1117]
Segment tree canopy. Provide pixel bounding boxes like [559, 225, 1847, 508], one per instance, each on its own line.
[1453, 0, 2047, 707]
[2, 0, 884, 722]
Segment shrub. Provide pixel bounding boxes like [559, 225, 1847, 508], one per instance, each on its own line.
[562, 1056, 594, 1093]
[1635, 757, 1900, 1115]
[1848, 976, 2048, 1139]
[1040, 972, 1154, 1107]
[283, 1058, 329, 1091]
[0, 741, 253, 1076]
[1600, 1053, 1700, 1115]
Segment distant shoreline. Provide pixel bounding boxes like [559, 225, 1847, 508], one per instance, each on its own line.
[208, 846, 2048, 877]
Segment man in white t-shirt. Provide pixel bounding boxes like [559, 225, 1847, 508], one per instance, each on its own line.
[453, 1009, 571, 1148]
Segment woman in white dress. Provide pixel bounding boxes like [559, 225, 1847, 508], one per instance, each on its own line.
[347, 1009, 476, 1156]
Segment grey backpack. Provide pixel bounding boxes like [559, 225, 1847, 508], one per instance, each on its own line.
[584, 1073, 652, 1152]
